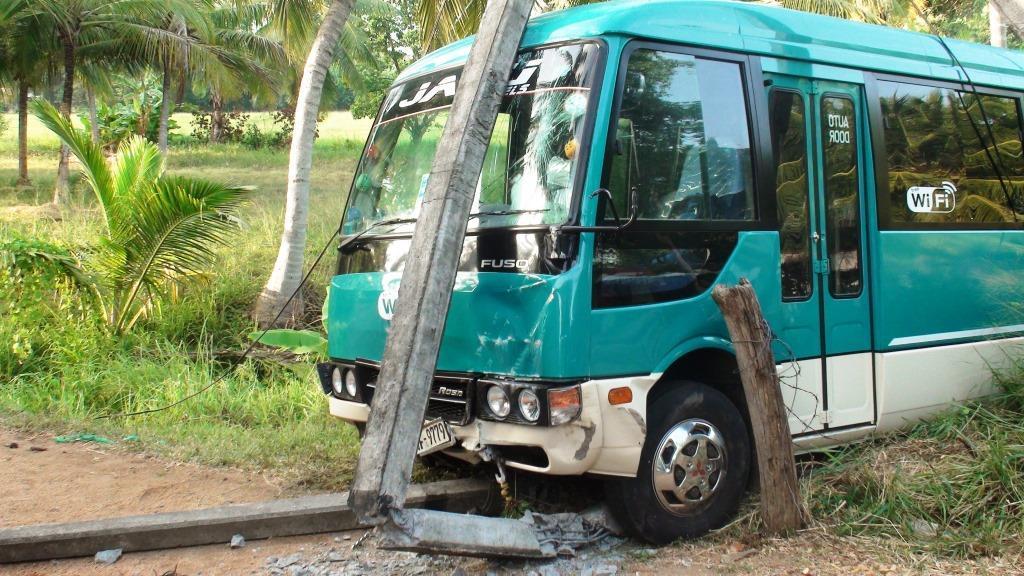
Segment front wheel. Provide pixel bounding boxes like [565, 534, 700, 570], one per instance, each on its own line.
[605, 381, 751, 544]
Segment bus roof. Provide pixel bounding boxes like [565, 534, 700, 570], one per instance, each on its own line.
[398, 0, 1024, 91]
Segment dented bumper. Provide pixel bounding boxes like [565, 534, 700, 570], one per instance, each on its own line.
[328, 374, 659, 478]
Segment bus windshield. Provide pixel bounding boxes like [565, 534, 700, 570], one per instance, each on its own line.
[343, 43, 599, 235]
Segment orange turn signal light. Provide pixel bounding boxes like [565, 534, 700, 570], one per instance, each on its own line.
[608, 387, 633, 405]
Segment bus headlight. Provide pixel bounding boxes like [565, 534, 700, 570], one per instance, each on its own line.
[486, 385, 511, 418]
[331, 367, 345, 396]
[517, 388, 541, 422]
[548, 385, 582, 426]
[344, 369, 358, 397]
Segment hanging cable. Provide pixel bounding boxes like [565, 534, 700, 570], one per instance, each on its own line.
[98, 217, 416, 420]
[935, 35, 1019, 222]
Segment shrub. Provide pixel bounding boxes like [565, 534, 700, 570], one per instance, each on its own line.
[31, 99, 253, 334]
[0, 114, 8, 140]
[193, 108, 308, 149]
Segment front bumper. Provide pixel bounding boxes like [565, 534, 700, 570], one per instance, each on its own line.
[327, 374, 659, 477]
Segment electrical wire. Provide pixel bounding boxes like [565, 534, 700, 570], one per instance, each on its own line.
[98, 216, 426, 420]
[912, 0, 1019, 222]
[99, 224, 341, 419]
[936, 36, 1018, 222]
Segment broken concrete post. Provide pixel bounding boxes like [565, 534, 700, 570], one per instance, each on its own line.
[711, 278, 805, 535]
[381, 509, 555, 559]
[349, 0, 535, 523]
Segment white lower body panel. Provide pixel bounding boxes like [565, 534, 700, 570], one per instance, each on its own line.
[325, 337, 1022, 478]
[874, 337, 1024, 434]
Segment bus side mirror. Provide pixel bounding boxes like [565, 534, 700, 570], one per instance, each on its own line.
[558, 187, 638, 234]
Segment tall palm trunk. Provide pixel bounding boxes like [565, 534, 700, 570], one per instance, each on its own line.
[86, 88, 100, 144]
[253, 0, 356, 326]
[210, 90, 223, 144]
[16, 80, 31, 187]
[53, 33, 76, 206]
[158, 57, 172, 155]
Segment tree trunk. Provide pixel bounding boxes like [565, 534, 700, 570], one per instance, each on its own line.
[711, 279, 804, 535]
[86, 87, 100, 144]
[348, 0, 534, 523]
[991, 0, 1008, 47]
[210, 90, 223, 144]
[16, 80, 31, 187]
[991, 0, 1024, 39]
[53, 34, 76, 206]
[252, 0, 357, 326]
[158, 58, 172, 155]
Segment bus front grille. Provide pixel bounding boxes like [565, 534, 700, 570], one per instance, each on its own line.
[357, 362, 474, 426]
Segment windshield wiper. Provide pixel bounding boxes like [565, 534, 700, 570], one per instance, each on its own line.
[339, 209, 550, 254]
[468, 208, 549, 219]
[338, 216, 418, 253]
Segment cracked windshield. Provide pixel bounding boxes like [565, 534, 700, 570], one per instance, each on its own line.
[343, 43, 599, 235]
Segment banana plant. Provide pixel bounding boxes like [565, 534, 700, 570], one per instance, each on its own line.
[30, 99, 252, 334]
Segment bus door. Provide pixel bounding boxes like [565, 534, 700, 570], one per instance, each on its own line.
[767, 74, 875, 433]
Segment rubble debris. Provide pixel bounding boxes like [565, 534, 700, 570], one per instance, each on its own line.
[94, 548, 122, 564]
[230, 534, 245, 549]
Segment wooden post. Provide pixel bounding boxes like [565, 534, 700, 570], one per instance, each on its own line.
[711, 278, 804, 535]
[349, 0, 535, 524]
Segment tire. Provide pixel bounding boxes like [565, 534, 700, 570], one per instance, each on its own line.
[605, 381, 751, 544]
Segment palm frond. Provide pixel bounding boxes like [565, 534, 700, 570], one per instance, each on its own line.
[114, 172, 251, 332]
[30, 99, 116, 229]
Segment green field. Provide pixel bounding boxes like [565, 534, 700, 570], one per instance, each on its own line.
[0, 111, 375, 490]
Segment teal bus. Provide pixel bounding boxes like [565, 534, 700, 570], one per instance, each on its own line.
[316, 0, 1024, 543]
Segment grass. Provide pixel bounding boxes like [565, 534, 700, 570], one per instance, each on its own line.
[800, 365, 1024, 559]
[696, 362, 1024, 562]
[0, 110, 373, 491]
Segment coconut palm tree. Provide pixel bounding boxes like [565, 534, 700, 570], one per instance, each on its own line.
[31, 99, 252, 334]
[21, 0, 203, 205]
[252, 0, 377, 326]
[195, 1, 291, 145]
[0, 5, 57, 187]
[252, 0, 358, 325]
[138, 5, 285, 155]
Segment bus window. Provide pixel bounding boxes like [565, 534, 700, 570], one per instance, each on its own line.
[594, 48, 755, 308]
[605, 50, 756, 222]
[821, 95, 861, 297]
[878, 80, 1024, 226]
[770, 90, 812, 300]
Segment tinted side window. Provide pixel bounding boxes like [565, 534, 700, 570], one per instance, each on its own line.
[770, 90, 812, 300]
[607, 50, 756, 222]
[822, 96, 861, 297]
[879, 80, 1024, 225]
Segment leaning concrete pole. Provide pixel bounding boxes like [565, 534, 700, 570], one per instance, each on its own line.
[991, 0, 1024, 39]
[349, 0, 535, 523]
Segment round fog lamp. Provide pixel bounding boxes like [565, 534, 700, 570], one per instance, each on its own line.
[331, 367, 345, 396]
[486, 385, 511, 418]
[344, 369, 358, 397]
[518, 389, 541, 422]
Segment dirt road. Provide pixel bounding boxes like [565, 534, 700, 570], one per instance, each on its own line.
[2, 427, 1019, 575]
[0, 427, 289, 528]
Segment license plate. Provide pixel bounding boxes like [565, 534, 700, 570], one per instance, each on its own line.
[417, 418, 456, 456]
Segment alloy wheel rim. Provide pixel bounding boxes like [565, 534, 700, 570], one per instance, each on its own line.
[651, 418, 727, 514]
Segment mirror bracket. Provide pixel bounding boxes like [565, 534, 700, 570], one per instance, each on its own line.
[558, 187, 638, 234]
